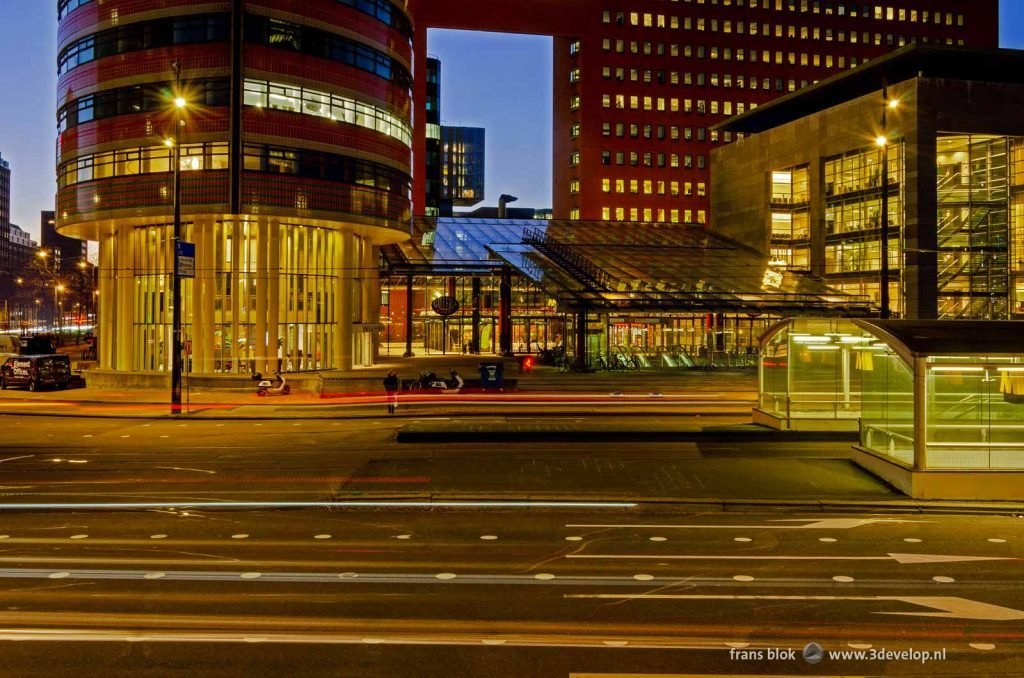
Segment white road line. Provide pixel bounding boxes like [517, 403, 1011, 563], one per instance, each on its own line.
[0, 500, 638, 510]
[565, 518, 925, 531]
[563, 594, 1024, 621]
[0, 455, 34, 464]
[566, 553, 1013, 565]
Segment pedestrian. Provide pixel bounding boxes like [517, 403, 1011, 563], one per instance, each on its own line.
[383, 370, 400, 414]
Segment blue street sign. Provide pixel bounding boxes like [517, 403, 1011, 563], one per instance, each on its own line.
[176, 241, 196, 278]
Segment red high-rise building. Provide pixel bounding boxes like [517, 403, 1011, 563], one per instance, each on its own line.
[415, 0, 999, 222]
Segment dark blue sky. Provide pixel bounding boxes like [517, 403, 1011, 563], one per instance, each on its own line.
[0, 3, 1021, 236]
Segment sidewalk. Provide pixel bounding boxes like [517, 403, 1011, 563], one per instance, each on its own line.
[0, 359, 758, 419]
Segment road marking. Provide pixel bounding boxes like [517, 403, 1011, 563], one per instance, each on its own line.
[970, 643, 996, 650]
[567, 552, 1013, 565]
[833, 576, 855, 583]
[535, 573, 556, 580]
[633, 574, 654, 581]
[239, 572, 261, 579]
[734, 537, 752, 543]
[149, 534, 167, 540]
[480, 535, 498, 541]
[649, 537, 667, 542]
[565, 518, 922, 531]
[314, 534, 332, 540]
[143, 572, 165, 580]
[733, 575, 754, 582]
[0, 500, 638, 510]
[933, 576, 956, 583]
[155, 467, 216, 475]
[436, 573, 457, 580]
[394, 534, 412, 540]
[230, 534, 249, 540]
[564, 594, 1024, 621]
[904, 538, 922, 543]
[565, 536, 583, 542]
[988, 538, 1007, 543]
[48, 572, 71, 579]
[819, 538, 837, 543]
[68, 534, 88, 540]
[0, 455, 34, 464]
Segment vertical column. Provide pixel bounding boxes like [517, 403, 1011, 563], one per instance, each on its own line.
[403, 274, 415, 357]
[471, 276, 482, 354]
[361, 239, 379, 367]
[913, 357, 928, 471]
[231, 221, 242, 373]
[114, 227, 134, 371]
[98, 233, 115, 370]
[191, 218, 207, 374]
[335, 232, 355, 371]
[255, 220, 269, 374]
[267, 220, 280, 373]
[201, 221, 216, 374]
[499, 266, 513, 356]
[575, 309, 587, 369]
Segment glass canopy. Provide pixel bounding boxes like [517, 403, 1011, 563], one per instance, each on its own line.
[383, 218, 875, 315]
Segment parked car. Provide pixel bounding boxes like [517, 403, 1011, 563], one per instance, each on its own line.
[0, 355, 71, 392]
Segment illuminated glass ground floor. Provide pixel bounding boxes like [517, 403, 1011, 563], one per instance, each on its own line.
[92, 218, 382, 375]
[758, 318, 1024, 473]
[379, 218, 874, 368]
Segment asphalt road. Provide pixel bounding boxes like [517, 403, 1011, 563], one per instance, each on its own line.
[0, 508, 1020, 677]
[0, 414, 883, 505]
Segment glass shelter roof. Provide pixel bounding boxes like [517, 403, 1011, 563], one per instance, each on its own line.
[382, 217, 875, 316]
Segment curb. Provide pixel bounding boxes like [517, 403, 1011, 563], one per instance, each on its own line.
[3, 494, 1021, 516]
[395, 428, 861, 444]
[0, 409, 752, 422]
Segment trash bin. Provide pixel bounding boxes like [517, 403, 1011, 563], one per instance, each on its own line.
[479, 361, 505, 390]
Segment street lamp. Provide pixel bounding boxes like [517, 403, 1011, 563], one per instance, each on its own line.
[170, 61, 187, 415]
[876, 86, 899, 320]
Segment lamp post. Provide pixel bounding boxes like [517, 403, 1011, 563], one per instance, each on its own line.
[54, 284, 65, 336]
[170, 62, 187, 415]
[876, 85, 899, 320]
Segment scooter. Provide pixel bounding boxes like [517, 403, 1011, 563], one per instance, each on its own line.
[253, 371, 291, 397]
[410, 370, 463, 394]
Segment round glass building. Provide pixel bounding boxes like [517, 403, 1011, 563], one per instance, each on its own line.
[56, 0, 413, 377]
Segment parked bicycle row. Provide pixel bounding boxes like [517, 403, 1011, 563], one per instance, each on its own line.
[535, 345, 758, 373]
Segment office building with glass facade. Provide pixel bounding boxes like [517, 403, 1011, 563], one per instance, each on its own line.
[713, 46, 1024, 320]
[56, 0, 413, 380]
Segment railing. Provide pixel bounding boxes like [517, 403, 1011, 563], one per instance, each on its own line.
[522, 227, 611, 291]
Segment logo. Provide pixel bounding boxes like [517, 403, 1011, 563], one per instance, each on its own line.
[431, 296, 460, 317]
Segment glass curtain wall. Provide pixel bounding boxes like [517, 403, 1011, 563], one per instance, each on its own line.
[858, 345, 915, 465]
[1010, 141, 1024, 317]
[936, 134, 1014, 319]
[925, 357, 1024, 469]
[824, 144, 904, 315]
[132, 223, 193, 372]
[758, 319, 873, 422]
[769, 165, 810, 270]
[132, 220, 339, 374]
